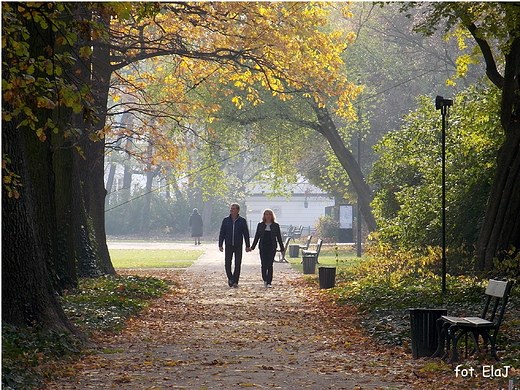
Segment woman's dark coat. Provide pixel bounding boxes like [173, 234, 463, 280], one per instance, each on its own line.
[189, 211, 203, 237]
[251, 222, 285, 252]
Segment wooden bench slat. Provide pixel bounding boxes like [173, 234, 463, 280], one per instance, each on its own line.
[463, 317, 493, 326]
[485, 280, 508, 297]
[442, 316, 494, 327]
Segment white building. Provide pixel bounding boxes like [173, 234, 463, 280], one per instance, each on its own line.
[245, 181, 335, 235]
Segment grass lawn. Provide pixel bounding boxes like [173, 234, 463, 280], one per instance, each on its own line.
[110, 249, 204, 269]
[287, 245, 363, 273]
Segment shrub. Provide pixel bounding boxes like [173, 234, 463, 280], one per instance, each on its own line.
[315, 215, 339, 243]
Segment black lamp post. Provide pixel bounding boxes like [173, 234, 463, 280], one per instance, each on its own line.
[435, 95, 453, 293]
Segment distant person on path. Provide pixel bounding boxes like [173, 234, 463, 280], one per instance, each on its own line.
[251, 209, 285, 288]
[219, 203, 251, 288]
[189, 208, 203, 245]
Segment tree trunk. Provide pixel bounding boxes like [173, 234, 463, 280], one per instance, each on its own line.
[52, 137, 78, 289]
[105, 162, 116, 197]
[475, 37, 520, 272]
[312, 104, 378, 233]
[2, 115, 79, 336]
[89, 8, 115, 274]
[71, 4, 115, 275]
[476, 121, 520, 271]
[22, 112, 61, 288]
[85, 138, 114, 274]
[140, 166, 154, 234]
[18, 3, 80, 293]
[202, 198, 213, 237]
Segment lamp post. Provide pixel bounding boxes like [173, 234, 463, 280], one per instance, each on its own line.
[357, 134, 362, 257]
[435, 95, 453, 293]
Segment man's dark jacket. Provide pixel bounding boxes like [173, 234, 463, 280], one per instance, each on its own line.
[218, 215, 250, 248]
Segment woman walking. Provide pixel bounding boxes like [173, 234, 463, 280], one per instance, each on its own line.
[251, 209, 285, 288]
[189, 208, 203, 245]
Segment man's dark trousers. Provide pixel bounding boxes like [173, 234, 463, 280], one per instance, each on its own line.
[225, 245, 243, 284]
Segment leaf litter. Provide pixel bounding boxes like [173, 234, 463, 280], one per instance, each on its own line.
[45, 246, 514, 389]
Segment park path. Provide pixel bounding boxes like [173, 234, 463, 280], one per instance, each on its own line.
[46, 242, 422, 389]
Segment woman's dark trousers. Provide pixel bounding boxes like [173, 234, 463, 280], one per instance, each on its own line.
[260, 248, 275, 284]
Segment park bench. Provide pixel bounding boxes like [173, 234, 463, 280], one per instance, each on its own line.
[292, 225, 303, 239]
[432, 279, 515, 362]
[302, 238, 323, 264]
[299, 235, 312, 251]
[276, 236, 291, 263]
[283, 226, 295, 240]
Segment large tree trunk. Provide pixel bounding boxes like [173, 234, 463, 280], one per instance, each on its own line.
[20, 3, 78, 293]
[53, 140, 78, 288]
[69, 4, 102, 278]
[71, 4, 115, 276]
[312, 104, 378, 233]
[475, 37, 520, 272]
[475, 120, 520, 271]
[88, 8, 115, 274]
[2, 116, 79, 336]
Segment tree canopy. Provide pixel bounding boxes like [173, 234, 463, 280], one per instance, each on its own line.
[3, 2, 368, 330]
[371, 85, 502, 253]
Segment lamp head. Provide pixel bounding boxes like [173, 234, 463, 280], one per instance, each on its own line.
[436, 95, 453, 110]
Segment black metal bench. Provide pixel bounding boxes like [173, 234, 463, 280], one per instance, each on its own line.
[299, 235, 312, 251]
[302, 238, 323, 264]
[276, 236, 291, 263]
[292, 225, 303, 239]
[284, 225, 295, 240]
[432, 279, 514, 362]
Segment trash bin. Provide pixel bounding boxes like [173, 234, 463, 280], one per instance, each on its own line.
[318, 267, 336, 289]
[409, 308, 447, 358]
[289, 244, 299, 258]
[302, 255, 316, 274]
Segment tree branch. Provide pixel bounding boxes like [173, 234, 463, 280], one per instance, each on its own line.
[466, 22, 504, 89]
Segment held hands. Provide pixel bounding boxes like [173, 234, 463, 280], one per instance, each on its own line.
[219, 247, 253, 252]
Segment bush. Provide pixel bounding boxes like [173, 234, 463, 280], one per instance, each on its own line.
[315, 215, 339, 243]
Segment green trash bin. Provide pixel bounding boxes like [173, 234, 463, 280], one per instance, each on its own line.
[318, 267, 336, 289]
[302, 255, 316, 274]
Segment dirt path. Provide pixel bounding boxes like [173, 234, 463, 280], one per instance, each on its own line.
[47, 242, 421, 389]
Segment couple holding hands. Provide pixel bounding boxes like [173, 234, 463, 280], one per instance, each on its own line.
[218, 204, 285, 288]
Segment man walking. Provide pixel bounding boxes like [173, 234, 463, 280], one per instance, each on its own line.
[219, 203, 251, 288]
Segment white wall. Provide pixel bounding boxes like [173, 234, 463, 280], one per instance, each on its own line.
[245, 193, 335, 234]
